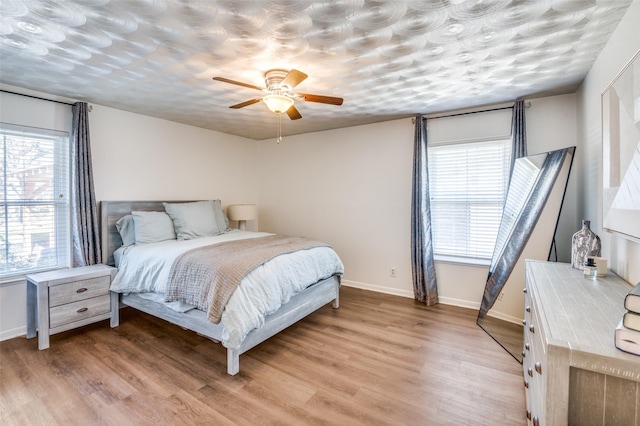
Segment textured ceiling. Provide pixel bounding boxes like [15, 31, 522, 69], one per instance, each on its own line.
[0, 0, 633, 140]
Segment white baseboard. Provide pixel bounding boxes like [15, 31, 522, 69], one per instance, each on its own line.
[1, 326, 26, 342]
[341, 280, 522, 325]
[342, 280, 484, 312]
[437, 296, 481, 311]
[485, 310, 522, 325]
[341, 279, 414, 299]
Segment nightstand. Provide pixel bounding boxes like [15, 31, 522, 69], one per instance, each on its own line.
[26, 264, 119, 349]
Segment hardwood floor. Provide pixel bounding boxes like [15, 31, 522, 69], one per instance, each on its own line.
[0, 286, 525, 425]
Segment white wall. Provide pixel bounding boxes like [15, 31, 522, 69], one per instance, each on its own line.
[257, 119, 416, 297]
[257, 93, 579, 314]
[577, 1, 640, 286]
[90, 104, 258, 207]
[0, 92, 258, 340]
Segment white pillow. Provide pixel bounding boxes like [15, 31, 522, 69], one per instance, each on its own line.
[163, 201, 221, 240]
[131, 211, 176, 243]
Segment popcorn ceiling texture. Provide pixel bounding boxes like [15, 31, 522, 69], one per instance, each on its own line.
[0, 0, 632, 140]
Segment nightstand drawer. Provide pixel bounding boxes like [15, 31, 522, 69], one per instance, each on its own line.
[49, 294, 111, 328]
[49, 276, 111, 307]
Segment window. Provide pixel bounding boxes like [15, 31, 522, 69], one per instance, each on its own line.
[1, 123, 70, 279]
[429, 138, 511, 263]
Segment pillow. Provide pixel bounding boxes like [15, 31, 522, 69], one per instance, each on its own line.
[131, 211, 176, 243]
[163, 201, 221, 240]
[115, 214, 136, 247]
[211, 199, 230, 233]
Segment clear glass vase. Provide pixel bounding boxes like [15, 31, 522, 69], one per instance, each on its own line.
[571, 220, 601, 269]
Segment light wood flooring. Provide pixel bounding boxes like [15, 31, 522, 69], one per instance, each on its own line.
[1, 286, 525, 425]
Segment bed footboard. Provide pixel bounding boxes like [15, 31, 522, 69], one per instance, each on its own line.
[226, 275, 339, 375]
[119, 276, 339, 375]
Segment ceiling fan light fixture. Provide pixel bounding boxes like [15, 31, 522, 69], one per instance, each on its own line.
[263, 94, 294, 113]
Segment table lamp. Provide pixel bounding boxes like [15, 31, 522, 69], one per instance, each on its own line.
[227, 204, 257, 231]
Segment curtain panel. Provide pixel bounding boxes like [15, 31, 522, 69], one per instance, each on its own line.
[71, 102, 101, 266]
[509, 100, 527, 181]
[411, 115, 438, 306]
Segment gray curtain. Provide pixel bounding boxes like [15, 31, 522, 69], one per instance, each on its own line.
[71, 102, 101, 266]
[411, 115, 438, 306]
[509, 100, 527, 181]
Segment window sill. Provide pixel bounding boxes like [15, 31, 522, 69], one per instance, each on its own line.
[434, 255, 490, 268]
[0, 276, 27, 287]
[0, 267, 67, 287]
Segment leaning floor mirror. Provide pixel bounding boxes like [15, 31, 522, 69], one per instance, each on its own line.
[477, 146, 575, 362]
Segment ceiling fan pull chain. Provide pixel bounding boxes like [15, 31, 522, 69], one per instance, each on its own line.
[276, 112, 283, 144]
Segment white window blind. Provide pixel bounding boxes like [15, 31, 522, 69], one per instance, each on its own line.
[429, 138, 511, 262]
[1, 123, 70, 278]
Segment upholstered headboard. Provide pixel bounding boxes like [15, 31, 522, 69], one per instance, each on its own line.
[100, 200, 185, 267]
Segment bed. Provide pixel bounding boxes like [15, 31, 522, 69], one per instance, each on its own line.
[101, 200, 343, 375]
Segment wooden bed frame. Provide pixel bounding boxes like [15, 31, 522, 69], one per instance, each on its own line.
[100, 201, 340, 375]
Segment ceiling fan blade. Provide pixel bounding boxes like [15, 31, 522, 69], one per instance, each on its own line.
[282, 69, 308, 89]
[298, 93, 344, 105]
[213, 76, 264, 91]
[230, 98, 262, 109]
[286, 105, 303, 120]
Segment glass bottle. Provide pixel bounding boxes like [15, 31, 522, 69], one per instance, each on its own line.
[571, 220, 601, 269]
[583, 258, 597, 279]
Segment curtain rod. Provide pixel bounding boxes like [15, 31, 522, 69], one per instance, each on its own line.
[413, 101, 531, 122]
[1, 89, 74, 106]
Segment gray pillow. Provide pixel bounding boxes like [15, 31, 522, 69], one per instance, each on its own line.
[211, 199, 230, 233]
[131, 211, 176, 243]
[163, 201, 221, 240]
[115, 214, 136, 246]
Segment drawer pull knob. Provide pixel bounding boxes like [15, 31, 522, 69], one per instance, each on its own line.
[533, 416, 540, 426]
[529, 325, 535, 333]
[522, 319, 527, 326]
[524, 380, 529, 388]
[528, 368, 533, 377]
[526, 305, 531, 312]
[77, 307, 88, 313]
[535, 362, 542, 374]
[523, 288, 528, 294]
[76, 288, 88, 293]
[522, 350, 526, 358]
[525, 342, 530, 351]
[526, 410, 531, 420]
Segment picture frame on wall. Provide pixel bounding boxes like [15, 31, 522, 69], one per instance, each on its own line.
[602, 49, 640, 243]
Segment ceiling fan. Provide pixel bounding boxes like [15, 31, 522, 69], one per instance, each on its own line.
[212, 69, 343, 120]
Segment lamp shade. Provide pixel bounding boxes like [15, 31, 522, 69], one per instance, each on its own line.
[262, 94, 294, 113]
[227, 204, 257, 221]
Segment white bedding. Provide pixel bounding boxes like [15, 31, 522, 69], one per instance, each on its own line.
[110, 230, 344, 350]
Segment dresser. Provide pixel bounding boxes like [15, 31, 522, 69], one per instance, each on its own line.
[26, 264, 119, 349]
[523, 260, 640, 425]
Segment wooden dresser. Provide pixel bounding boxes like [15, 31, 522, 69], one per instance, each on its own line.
[523, 260, 640, 425]
[26, 264, 118, 350]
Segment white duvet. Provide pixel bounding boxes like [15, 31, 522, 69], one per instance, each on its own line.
[110, 230, 344, 350]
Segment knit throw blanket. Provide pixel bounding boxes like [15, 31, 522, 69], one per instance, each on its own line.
[164, 235, 328, 324]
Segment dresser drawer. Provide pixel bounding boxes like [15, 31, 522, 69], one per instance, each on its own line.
[49, 276, 111, 307]
[49, 294, 111, 328]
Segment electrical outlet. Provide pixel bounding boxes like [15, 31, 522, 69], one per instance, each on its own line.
[390, 267, 397, 277]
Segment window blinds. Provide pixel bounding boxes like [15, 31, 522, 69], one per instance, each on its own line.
[429, 138, 510, 262]
[1, 123, 70, 278]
